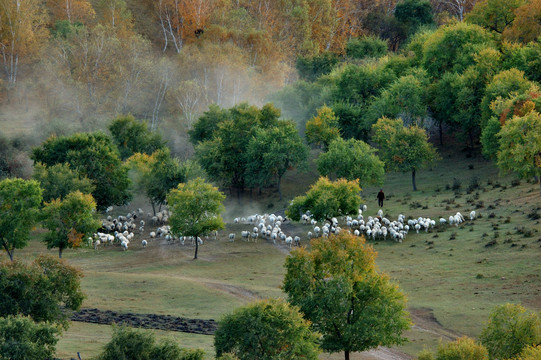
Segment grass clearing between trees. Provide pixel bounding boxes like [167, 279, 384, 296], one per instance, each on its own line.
[3, 143, 540, 359]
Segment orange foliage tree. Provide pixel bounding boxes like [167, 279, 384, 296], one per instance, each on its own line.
[47, 0, 96, 24]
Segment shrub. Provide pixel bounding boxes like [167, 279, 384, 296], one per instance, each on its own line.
[98, 325, 204, 360]
[214, 298, 320, 360]
[0, 315, 60, 360]
[480, 304, 541, 360]
[418, 337, 488, 360]
[346, 35, 388, 59]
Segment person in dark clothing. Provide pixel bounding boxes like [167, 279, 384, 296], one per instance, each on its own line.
[377, 189, 385, 207]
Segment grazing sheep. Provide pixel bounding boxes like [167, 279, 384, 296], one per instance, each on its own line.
[141, 240, 148, 248]
[470, 210, 476, 220]
[294, 236, 301, 247]
[121, 241, 128, 251]
[229, 233, 235, 241]
[285, 236, 293, 248]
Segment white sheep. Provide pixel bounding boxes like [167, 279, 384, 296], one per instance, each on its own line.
[121, 241, 128, 251]
[470, 210, 476, 220]
[141, 240, 147, 248]
[229, 233, 235, 241]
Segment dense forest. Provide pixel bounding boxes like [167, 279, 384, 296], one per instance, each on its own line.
[1, 0, 539, 178]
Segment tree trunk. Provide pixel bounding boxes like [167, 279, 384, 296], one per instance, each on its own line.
[59, 247, 63, 259]
[151, 201, 156, 216]
[439, 121, 443, 146]
[345, 350, 350, 360]
[2, 242, 14, 261]
[278, 175, 283, 201]
[412, 169, 417, 191]
[194, 234, 199, 259]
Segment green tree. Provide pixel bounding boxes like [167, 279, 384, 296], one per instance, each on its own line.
[496, 111, 541, 194]
[0, 315, 60, 360]
[33, 162, 94, 203]
[286, 177, 361, 222]
[31, 132, 131, 210]
[188, 105, 230, 144]
[372, 117, 438, 191]
[167, 178, 225, 259]
[129, 149, 187, 215]
[283, 232, 411, 360]
[422, 22, 495, 78]
[0, 178, 42, 261]
[296, 51, 340, 82]
[108, 114, 165, 160]
[98, 325, 204, 360]
[394, 0, 434, 36]
[331, 63, 396, 106]
[480, 304, 541, 360]
[214, 298, 320, 360]
[245, 121, 308, 200]
[346, 35, 388, 60]
[194, 103, 280, 194]
[41, 191, 101, 258]
[0, 255, 84, 328]
[466, 0, 526, 35]
[317, 138, 384, 188]
[305, 106, 341, 149]
[331, 102, 368, 141]
[501, 40, 541, 83]
[364, 71, 429, 126]
[480, 69, 533, 127]
[480, 118, 502, 159]
[418, 337, 488, 360]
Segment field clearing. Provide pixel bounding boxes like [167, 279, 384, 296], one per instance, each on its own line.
[3, 145, 540, 359]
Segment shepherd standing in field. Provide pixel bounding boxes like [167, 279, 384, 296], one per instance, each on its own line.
[377, 189, 385, 207]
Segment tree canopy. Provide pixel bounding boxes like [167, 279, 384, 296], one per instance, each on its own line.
[372, 117, 438, 191]
[245, 120, 308, 200]
[167, 178, 225, 259]
[108, 114, 165, 160]
[128, 148, 187, 214]
[283, 232, 411, 360]
[0, 178, 42, 261]
[0, 255, 84, 328]
[214, 298, 321, 360]
[317, 138, 384, 188]
[496, 111, 541, 194]
[32, 162, 94, 203]
[0, 315, 60, 360]
[41, 191, 101, 258]
[31, 132, 131, 209]
[194, 103, 305, 194]
[480, 304, 541, 360]
[287, 177, 361, 222]
[305, 106, 341, 149]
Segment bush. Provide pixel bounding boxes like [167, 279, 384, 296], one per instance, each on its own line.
[98, 326, 204, 360]
[0, 255, 84, 328]
[480, 304, 541, 360]
[418, 337, 488, 360]
[346, 35, 388, 59]
[517, 346, 541, 360]
[0, 315, 60, 360]
[214, 298, 320, 360]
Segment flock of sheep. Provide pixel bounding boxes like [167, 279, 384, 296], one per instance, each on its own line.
[90, 205, 477, 252]
[228, 206, 477, 248]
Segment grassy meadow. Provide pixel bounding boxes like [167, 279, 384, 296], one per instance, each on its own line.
[3, 143, 540, 359]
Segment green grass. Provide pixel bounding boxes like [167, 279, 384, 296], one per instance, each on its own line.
[3, 145, 540, 359]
